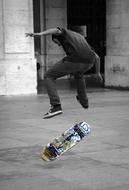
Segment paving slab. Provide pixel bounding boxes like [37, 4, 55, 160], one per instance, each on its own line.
[0, 89, 129, 190]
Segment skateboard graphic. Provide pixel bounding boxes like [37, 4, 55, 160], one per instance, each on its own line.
[40, 122, 91, 161]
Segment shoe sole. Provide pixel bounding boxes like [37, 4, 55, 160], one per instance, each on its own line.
[43, 110, 63, 119]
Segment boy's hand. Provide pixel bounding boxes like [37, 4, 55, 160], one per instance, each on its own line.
[25, 33, 35, 37]
[94, 73, 103, 84]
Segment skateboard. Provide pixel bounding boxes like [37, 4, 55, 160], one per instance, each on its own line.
[40, 122, 91, 161]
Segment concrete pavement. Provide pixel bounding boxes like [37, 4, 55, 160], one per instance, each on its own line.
[0, 88, 129, 190]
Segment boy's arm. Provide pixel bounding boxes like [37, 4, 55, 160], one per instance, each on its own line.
[94, 54, 101, 74]
[94, 53, 103, 84]
[25, 28, 61, 37]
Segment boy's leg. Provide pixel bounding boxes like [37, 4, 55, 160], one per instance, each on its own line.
[74, 72, 89, 109]
[44, 60, 68, 107]
[74, 63, 94, 109]
[44, 77, 61, 106]
[43, 61, 65, 118]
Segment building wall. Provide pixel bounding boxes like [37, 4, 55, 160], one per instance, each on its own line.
[1, 0, 129, 94]
[0, 0, 37, 95]
[105, 0, 129, 88]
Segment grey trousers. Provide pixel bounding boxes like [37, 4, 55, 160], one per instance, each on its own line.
[44, 58, 94, 106]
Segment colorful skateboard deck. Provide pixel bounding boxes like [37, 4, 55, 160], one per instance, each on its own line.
[40, 122, 91, 161]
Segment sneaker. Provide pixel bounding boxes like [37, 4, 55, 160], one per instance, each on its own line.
[76, 95, 89, 109]
[43, 106, 63, 119]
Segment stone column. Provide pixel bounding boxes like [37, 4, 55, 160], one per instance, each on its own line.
[105, 0, 129, 88]
[0, 0, 37, 95]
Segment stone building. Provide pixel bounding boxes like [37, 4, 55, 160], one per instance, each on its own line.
[0, 0, 129, 95]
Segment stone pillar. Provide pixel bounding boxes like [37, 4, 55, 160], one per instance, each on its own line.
[105, 0, 129, 88]
[0, 0, 37, 95]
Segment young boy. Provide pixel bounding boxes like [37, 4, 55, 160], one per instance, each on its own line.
[26, 27, 102, 119]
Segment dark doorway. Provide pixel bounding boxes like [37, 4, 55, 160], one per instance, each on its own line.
[67, 0, 106, 74]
